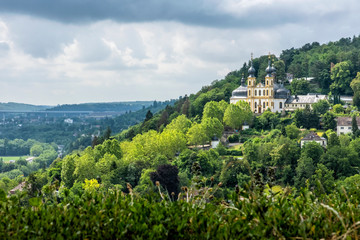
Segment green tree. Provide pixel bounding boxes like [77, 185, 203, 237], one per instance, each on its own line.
[295, 156, 315, 188]
[290, 79, 310, 95]
[330, 61, 353, 97]
[30, 144, 43, 157]
[322, 112, 336, 130]
[352, 115, 359, 137]
[61, 155, 77, 188]
[201, 117, 224, 139]
[285, 124, 300, 140]
[202, 101, 225, 122]
[350, 72, 360, 108]
[186, 123, 209, 146]
[310, 163, 334, 194]
[164, 115, 192, 134]
[312, 100, 330, 114]
[301, 141, 324, 165]
[332, 104, 344, 114]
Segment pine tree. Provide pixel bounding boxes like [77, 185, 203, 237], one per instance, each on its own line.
[352, 115, 359, 137]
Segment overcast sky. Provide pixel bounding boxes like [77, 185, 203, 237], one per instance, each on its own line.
[0, 0, 358, 105]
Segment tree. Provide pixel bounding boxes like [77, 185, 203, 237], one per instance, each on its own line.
[310, 164, 334, 194]
[165, 115, 191, 134]
[322, 112, 336, 130]
[327, 132, 340, 148]
[145, 110, 153, 121]
[332, 104, 344, 114]
[201, 117, 224, 139]
[202, 101, 225, 122]
[186, 123, 209, 147]
[150, 164, 180, 198]
[295, 156, 314, 188]
[330, 61, 353, 97]
[30, 144, 43, 157]
[350, 72, 360, 108]
[352, 115, 360, 137]
[223, 101, 252, 130]
[301, 141, 324, 165]
[290, 79, 310, 95]
[312, 100, 330, 114]
[61, 155, 77, 188]
[223, 104, 243, 130]
[285, 124, 300, 139]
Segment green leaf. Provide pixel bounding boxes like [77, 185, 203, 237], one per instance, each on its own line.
[29, 197, 41, 207]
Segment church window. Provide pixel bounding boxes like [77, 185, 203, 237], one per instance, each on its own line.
[280, 102, 283, 109]
[263, 102, 265, 108]
[263, 90, 265, 95]
[255, 102, 257, 108]
[248, 81, 250, 85]
[249, 90, 251, 96]
[267, 80, 268, 85]
[259, 90, 261, 96]
[255, 90, 257, 96]
[266, 102, 268, 106]
[266, 90, 268, 96]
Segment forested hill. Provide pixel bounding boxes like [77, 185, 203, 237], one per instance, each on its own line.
[116, 34, 360, 140]
[46, 101, 154, 112]
[0, 102, 49, 111]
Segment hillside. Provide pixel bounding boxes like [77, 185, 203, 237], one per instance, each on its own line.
[46, 101, 154, 112]
[0, 102, 50, 111]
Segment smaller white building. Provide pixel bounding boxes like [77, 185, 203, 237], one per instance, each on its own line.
[337, 117, 360, 135]
[64, 118, 74, 124]
[300, 132, 327, 148]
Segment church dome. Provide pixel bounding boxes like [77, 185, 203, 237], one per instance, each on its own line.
[248, 65, 255, 77]
[232, 86, 248, 97]
[232, 77, 247, 97]
[275, 87, 289, 99]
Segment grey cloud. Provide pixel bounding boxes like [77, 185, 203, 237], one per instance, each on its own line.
[0, 0, 348, 28]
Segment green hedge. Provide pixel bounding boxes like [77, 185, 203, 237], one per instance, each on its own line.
[1, 186, 360, 239]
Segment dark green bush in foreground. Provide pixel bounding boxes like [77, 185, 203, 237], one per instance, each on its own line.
[1, 185, 360, 239]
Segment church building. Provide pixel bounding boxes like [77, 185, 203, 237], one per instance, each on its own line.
[230, 56, 326, 113]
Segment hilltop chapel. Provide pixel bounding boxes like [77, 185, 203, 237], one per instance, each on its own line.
[230, 56, 326, 113]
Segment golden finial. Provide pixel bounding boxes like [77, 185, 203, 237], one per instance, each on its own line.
[268, 52, 271, 59]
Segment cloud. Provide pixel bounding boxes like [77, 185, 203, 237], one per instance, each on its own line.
[0, 0, 357, 29]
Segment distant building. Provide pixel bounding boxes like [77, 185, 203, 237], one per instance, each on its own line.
[340, 96, 353, 104]
[337, 117, 360, 135]
[300, 132, 327, 148]
[230, 56, 328, 113]
[64, 118, 73, 124]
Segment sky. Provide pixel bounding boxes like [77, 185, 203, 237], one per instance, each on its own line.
[0, 0, 359, 105]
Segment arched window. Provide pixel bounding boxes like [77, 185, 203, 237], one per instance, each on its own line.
[255, 90, 257, 96]
[248, 81, 251, 85]
[280, 102, 283, 109]
[248, 90, 251, 96]
[263, 102, 265, 108]
[267, 80, 269, 85]
[263, 90, 265, 96]
[259, 90, 261, 96]
[255, 102, 257, 108]
[266, 90, 268, 96]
